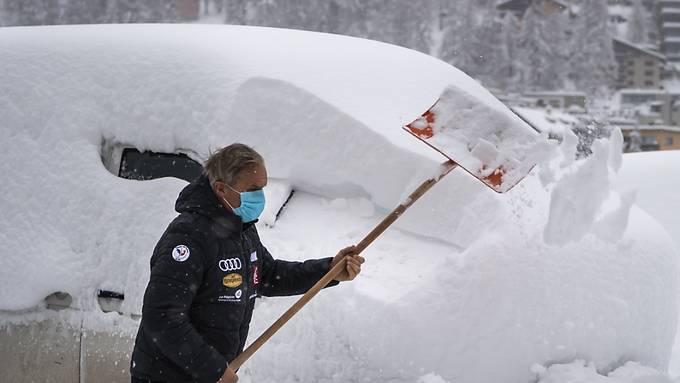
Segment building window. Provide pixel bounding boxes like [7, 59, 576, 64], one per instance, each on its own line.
[641, 136, 658, 145]
[645, 81, 654, 86]
[644, 70, 655, 76]
[667, 137, 674, 146]
[645, 60, 655, 66]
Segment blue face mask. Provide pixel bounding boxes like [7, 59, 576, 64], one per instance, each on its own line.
[223, 186, 266, 223]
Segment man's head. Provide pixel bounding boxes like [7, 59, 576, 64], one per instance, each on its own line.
[204, 143, 268, 219]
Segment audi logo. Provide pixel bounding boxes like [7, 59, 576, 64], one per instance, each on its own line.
[219, 258, 242, 272]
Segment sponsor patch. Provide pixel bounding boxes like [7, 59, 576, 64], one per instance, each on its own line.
[171, 245, 190, 262]
[252, 266, 260, 285]
[249, 293, 257, 300]
[223, 273, 243, 288]
[250, 251, 258, 262]
[219, 258, 242, 272]
[217, 293, 242, 303]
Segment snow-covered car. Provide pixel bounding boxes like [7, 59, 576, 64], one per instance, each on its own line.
[0, 24, 677, 383]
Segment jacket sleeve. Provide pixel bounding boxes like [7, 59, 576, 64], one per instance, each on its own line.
[258, 244, 340, 297]
[141, 234, 228, 383]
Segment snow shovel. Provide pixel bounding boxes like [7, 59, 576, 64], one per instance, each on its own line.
[229, 85, 540, 371]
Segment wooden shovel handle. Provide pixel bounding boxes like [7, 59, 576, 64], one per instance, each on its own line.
[229, 160, 457, 370]
[354, 161, 457, 253]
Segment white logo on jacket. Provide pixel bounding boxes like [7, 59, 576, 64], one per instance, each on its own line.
[250, 251, 257, 262]
[171, 245, 190, 262]
[218, 289, 243, 303]
[219, 258, 242, 272]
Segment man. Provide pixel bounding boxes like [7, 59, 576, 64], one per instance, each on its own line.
[130, 143, 364, 383]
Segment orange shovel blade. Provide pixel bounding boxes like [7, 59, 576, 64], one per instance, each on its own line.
[404, 87, 540, 193]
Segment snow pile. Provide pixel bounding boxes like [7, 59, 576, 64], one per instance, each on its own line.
[416, 373, 450, 383]
[614, 150, 680, 245]
[0, 25, 678, 383]
[533, 360, 678, 383]
[611, 150, 680, 377]
[541, 129, 635, 245]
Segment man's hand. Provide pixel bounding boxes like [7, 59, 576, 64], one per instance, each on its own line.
[331, 245, 365, 282]
[217, 367, 238, 383]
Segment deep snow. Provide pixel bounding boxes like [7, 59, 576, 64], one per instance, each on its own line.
[613, 150, 680, 378]
[0, 24, 678, 383]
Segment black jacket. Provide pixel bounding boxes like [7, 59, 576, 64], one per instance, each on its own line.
[130, 175, 337, 383]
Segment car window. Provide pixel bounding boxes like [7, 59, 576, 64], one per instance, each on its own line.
[118, 148, 203, 182]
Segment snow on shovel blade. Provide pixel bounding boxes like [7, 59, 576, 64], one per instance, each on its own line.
[404, 86, 540, 193]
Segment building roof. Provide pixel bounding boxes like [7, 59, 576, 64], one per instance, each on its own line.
[618, 125, 680, 133]
[525, 90, 586, 97]
[620, 88, 667, 95]
[606, 117, 638, 126]
[511, 106, 578, 135]
[613, 37, 666, 61]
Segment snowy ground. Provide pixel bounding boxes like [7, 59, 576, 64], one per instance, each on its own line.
[615, 151, 680, 378]
[1, 25, 679, 382]
[525, 149, 680, 383]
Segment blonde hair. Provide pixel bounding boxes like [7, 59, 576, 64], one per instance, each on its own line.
[203, 143, 264, 186]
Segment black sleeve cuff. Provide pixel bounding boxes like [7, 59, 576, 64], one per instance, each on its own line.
[322, 257, 341, 288]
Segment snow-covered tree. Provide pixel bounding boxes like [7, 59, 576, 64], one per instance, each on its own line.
[439, 0, 476, 72]
[0, 0, 55, 25]
[365, 0, 433, 55]
[495, 12, 523, 91]
[223, 0, 436, 56]
[568, 0, 617, 97]
[101, 0, 177, 24]
[572, 119, 610, 157]
[628, 129, 642, 152]
[1, 0, 622, 96]
[0, 0, 178, 25]
[627, 0, 648, 44]
[237, 0, 329, 32]
[516, 0, 570, 91]
[462, 2, 512, 88]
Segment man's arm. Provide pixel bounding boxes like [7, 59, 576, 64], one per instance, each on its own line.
[141, 236, 228, 383]
[258, 245, 363, 297]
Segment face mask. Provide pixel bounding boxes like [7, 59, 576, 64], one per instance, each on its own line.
[222, 185, 266, 223]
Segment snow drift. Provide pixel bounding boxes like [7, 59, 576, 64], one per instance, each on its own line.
[0, 24, 677, 383]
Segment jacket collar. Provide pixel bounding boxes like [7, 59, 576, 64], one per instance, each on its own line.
[175, 174, 256, 237]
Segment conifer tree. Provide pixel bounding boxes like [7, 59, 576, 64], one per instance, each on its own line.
[627, 0, 648, 44]
[569, 0, 617, 96]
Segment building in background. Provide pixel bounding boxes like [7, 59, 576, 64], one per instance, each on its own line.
[657, 0, 680, 65]
[613, 37, 665, 89]
[618, 88, 680, 125]
[524, 91, 587, 110]
[619, 125, 680, 151]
